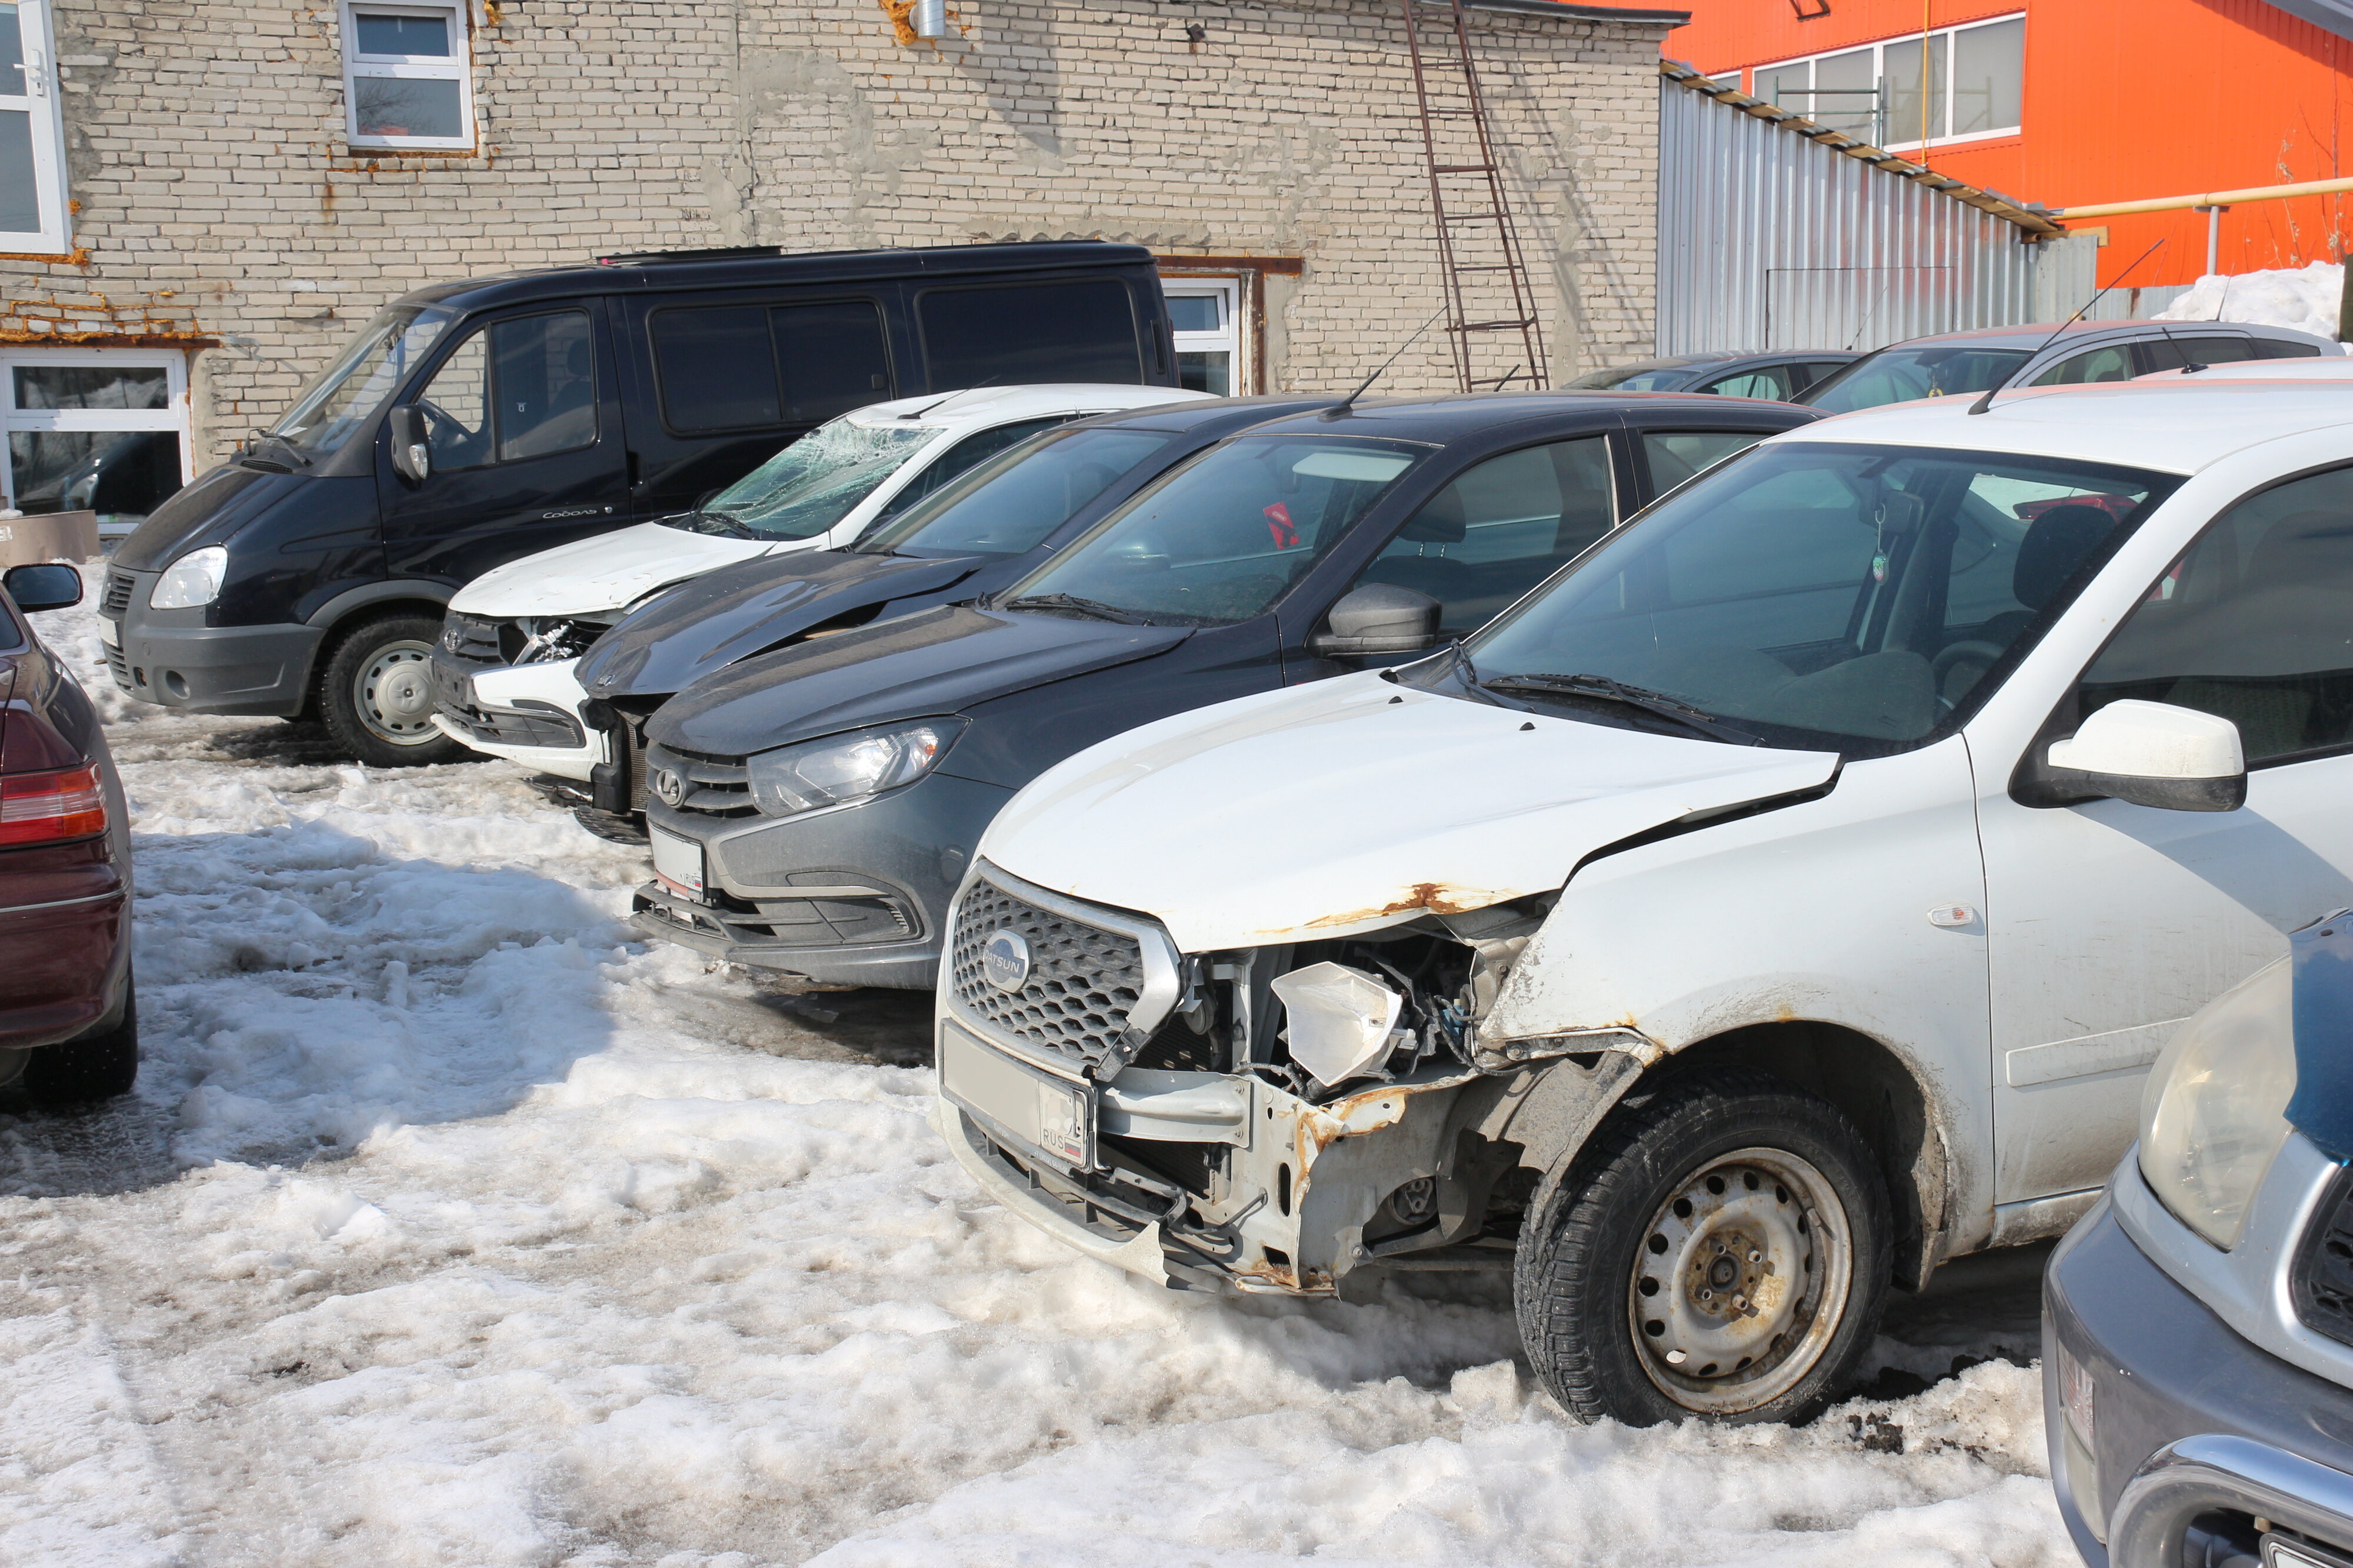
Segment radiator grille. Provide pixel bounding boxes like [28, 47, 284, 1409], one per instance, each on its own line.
[2293, 1166, 2353, 1350]
[948, 875, 1146, 1072]
[100, 570, 135, 618]
[644, 743, 753, 815]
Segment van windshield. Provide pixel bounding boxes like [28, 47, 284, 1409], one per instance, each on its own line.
[669, 419, 936, 542]
[1448, 441, 2178, 756]
[996, 434, 1429, 627]
[854, 427, 1181, 558]
[269, 305, 456, 455]
[1801, 346, 2031, 412]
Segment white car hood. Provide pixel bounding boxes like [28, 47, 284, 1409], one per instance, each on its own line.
[981, 672, 1842, 953]
[449, 522, 778, 619]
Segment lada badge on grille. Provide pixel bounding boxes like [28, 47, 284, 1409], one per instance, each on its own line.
[650, 767, 685, 807]
[983, 929, 1032, 992]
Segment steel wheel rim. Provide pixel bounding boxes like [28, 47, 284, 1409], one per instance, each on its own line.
[352, 639, 439, 745]
[1626, 1144, 1855, 1414]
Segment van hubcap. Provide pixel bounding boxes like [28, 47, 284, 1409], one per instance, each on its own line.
[1628, 1146, 1854, 1413]
[354, 639, 438, 744]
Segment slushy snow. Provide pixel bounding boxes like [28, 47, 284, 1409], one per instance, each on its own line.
[2155, 259, 2343, 339]
[1, 569, 2079, 1566]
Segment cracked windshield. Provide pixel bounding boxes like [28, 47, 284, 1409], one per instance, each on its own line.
[998, 434, 1428, 625]
[671, 418, 935, 541]
[1459, 441, 2175, 753]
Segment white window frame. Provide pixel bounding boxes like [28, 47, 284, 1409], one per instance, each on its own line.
[0, 347, 192, 538]
[1753, 12, 2024, 154]
[1163, 277, 1244, 396]
[0, 0, 71, 253]
[339, 1, 475, 152]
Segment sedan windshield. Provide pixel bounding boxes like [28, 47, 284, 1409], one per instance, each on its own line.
[996, 434, 1429, 626]
[269, 305, 455, 456]
[670, 419, 935, 541]
[1454, 441, 2178, 755]
[1801, 346, 2031, 412]
[854, 427, 1181, 558]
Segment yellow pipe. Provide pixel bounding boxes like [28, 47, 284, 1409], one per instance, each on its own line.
[2057, 175, 2353, 221]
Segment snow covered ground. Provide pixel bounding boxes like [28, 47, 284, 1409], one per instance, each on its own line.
[2, 571, 2079, 1567]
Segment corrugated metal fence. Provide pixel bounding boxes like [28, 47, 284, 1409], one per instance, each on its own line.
[1657, 79, 2092, 356]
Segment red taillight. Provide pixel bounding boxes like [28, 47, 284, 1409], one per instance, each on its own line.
[0, 762, 106, 845]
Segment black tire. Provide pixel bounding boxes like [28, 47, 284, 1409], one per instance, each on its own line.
[319, 613, 464, 768]
[1515, 1064, 1893, 1427]
[23, 981, 139, 1105]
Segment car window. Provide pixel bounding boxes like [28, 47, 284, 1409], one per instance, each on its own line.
[918, 281, 1142, 388]
[2031, 343, 2135, 385]
[2171, 335, 2258, 366]
[1351, 436, 1614, 638]
[856, 427, 1181, 557]
[1567, 365, 1686, 391]
[2075, 463, 2353, 765]
[2256, 338, 2324, 360]
[873, 416, 1078, 523]
[1802, 346, 2031, 412]
[417, 328, 490, 469]
[417, 311, 596, 469]
[1695, 366, 1792, 400]
[1794, 361, 1849, 394]
[1644, 431, 1765, 492]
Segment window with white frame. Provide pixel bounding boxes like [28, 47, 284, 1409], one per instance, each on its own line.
[1165, 278, 1242, 396]
[0, 349, 191, 539]
[0, 1, 69, 253]
[341, 2, 475, 151]
[1753, 14, 2023, 152]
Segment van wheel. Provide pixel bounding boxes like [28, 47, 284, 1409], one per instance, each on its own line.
[319, 613, 463, 768]
[1515, 1065, 1892, 1427]
[24, 979, 139, 1105]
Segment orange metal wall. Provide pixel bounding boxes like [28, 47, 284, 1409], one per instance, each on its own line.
[1659, 0, 2353, 286]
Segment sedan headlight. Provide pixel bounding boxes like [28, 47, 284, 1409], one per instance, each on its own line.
[149, 545, 228, 610]
[2139, 956, 2297, 1249]
[745, 719, 964, 819]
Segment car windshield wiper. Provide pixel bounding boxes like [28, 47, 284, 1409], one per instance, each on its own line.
[996, 592, 1148, 625]
[1478, 671, 1761, 746]
[674, 509, 754, 539]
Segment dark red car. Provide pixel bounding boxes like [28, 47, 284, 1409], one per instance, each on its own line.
[1, 562, 135, 1104]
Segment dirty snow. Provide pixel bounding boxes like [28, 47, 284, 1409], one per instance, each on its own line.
[2, 566, 2078, 1567]
[2155, 259, 2345, 339]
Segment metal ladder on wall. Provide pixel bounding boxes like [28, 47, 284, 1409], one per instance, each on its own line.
[1399, 0, 1548, 393]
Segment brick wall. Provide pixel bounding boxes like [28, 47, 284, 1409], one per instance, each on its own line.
[28, 0, 1668, 459]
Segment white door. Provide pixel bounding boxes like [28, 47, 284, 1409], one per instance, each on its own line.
[1979, 461, 2353, 1203]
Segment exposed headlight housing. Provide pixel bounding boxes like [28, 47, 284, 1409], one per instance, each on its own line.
[149, 545, 228, 610]
[1271, 961, 1404, 1087]
[2139, 956, 2297, 1249]
[745, 719, 964, 819]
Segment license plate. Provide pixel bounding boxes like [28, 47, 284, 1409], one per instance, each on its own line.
[98, 616, 119, 648]
[648, 824, 706, 899]
[938, 1021, 1092, 1169]
[2268, 1538, 2353, 1568]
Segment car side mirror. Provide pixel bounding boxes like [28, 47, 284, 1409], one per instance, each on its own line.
[2, 562, 81, 612]
[387, 405, 432, 484]
[2038, 699, 2247, 812]
[1308, 584, 1441, 659]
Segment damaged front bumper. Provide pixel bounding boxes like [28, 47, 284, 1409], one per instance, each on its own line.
[429, 649, 609, 782]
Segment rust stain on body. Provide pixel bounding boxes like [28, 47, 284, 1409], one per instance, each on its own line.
[1305, 883, 1501, 929]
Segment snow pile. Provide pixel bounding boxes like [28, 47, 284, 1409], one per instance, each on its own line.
[2155, 261, 2343, 340]
[0, 571, 2078, 1566]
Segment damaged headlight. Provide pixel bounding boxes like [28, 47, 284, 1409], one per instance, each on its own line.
[2139, 956, 2296, 1249]
[746, 718, 966, 819]
[512, 617, 604, 665]
[1271, 961, 1405, 1088]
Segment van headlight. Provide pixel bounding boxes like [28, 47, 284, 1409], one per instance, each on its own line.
[149, 545, 228, 610]
[2139, 956, 2297, 1249]
[745, 719, 964, 819]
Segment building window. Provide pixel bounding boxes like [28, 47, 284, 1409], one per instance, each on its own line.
[0, 1, 69, 253]
[1753, 14, 2023, 152]
[1165, 279, 1242, 396]
[0, 349, 191, 539]
[341, 2, 474, 151]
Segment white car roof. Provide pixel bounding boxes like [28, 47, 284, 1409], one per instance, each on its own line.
[1784, 379, 2353, 475]
[842, 382, 1212, 432]
[2136, 356, 2353, 381]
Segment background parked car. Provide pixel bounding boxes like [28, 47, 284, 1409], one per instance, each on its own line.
[95, 241, 1179, 767]
[0, 563, 136, 1105]
[2045, 911, 2353, 1568]
[1800, 320, 2337, 413]
[429, 383, 1209, 785]
[1566, 349, 1859, 400]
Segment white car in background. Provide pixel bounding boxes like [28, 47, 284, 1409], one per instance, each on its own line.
[429, 383, 1208, 782]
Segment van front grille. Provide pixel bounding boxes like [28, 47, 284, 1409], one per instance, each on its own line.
[2293, 1166, 2353, 1349]
[101, 570, 135, 618]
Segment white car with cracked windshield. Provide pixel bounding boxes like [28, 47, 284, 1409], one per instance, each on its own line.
[936, 377, 2353, 1430]
[430, 382, 1206, 781]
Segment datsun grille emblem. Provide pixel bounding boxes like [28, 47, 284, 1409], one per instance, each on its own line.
[649, 767, 685, 808]
[982, 929, 1031, 992]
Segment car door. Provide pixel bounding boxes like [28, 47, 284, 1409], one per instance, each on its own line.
[1976, 461, 2353, 1205]
[379, 302, 634, 585]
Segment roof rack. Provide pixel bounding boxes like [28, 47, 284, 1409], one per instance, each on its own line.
[592, 245, 789, 267]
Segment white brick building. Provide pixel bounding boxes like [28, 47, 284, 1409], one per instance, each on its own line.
[0, 0, 1676, 529]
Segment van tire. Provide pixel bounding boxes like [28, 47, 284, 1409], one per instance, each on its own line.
[1515, 1064, 1892, 1427]
[24, 980, 139, 1105]
[319, 613, 464, 768]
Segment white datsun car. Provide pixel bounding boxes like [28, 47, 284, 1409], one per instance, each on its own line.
[935, 378, 2353, 1428]
[431, 383, 1205, 781]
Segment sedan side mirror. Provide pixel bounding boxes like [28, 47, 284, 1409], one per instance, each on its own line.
[1308, 583, 1442, 659]
[2039, 699, 2247, 812]
[2, 562, 81, 612]
[387, 405, 432, 485]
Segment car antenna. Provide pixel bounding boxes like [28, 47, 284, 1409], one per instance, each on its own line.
[1327, 305, 1449, 417]
[1968, 238, 2165, 415]
[1846, 278, 1897, 351]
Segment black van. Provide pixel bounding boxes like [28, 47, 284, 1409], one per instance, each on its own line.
[96, 242, 1177, 765]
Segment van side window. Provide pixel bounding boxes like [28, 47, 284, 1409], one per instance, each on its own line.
[774, 301, 894, 423]
[416, 310, 595, 470]
[418, 329, 489, 469]
[2076, 463, 2353, 764]
[651, 300, 892, 433]
[918, 281, 1142, 389]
